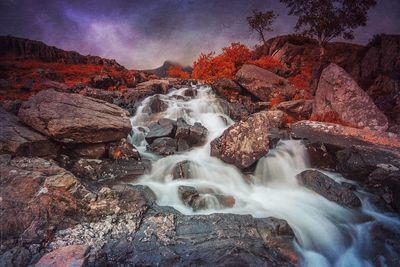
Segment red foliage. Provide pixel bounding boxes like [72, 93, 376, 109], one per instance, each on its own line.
[167, 65, 190, 79]
[270, 95, 284, 106]
[192, 43, 251, 83]
[288, 66, 312, 91]
[247, 55, 284, 71]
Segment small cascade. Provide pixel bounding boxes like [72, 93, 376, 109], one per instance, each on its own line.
[129, 84, 400, 267]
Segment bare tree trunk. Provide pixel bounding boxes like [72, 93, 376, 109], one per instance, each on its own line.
[259, 30, 267, 46]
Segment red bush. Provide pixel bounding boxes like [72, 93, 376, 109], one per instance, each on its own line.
[167, 65, 190, 79]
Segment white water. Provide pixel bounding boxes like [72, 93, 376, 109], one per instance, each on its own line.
[129, 85, 400, 267]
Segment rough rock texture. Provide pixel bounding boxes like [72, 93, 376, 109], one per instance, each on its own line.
[172, 160, 193, 179]
[178, 186, 236, 211]
[69, 143, 106, 159]
[0, 156, 92, 247]
[175, 118, 208, 146]
[274, 99, 313, 120]
[297, 170, 361, 208]
[0, 107, 58, 156]
[0, 36, 122, 67]
[291, 121, 400, 149]
[147, 137, 179, 156]
[313, 63, 388, 131]
[145, 118, 176, 143]
[235, 64, 296, 102]
[35, 245, 89, 267]
[336, 145, 400, 182]
[18, 89, 132, 143]
[211, 111, 286, 169]
[211, 78, 242, 102]
[107, 138, 140, 160]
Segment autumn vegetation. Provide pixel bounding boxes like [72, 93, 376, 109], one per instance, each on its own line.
[167, 65, 190, 79]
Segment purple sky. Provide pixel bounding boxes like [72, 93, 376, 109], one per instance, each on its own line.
[1, 0, 399, 69]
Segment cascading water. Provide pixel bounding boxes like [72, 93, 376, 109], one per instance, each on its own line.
[129, 85, 400, 267]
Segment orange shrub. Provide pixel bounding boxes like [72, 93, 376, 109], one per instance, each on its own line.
[247, 55, 284, 71]
[167, 65, 190, 79]
[192, 43, 251, 83]
[288, 66, 312, 91]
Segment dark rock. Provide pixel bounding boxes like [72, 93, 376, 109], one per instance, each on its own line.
[175, 118, 208, 146]
[216, 98, 250, 121]
[172, 160, 193, 179]
[211, 78, 242, 102]
[178, 186, 236, 211]
[235, 64, 296, 102]
[211, 111, 286, 169]
[304, 142, 338, 171]
[18, 89, 132, 143]
[336, 145, 400, 182]
[147, 137, 177, 156]
[297, 170, 361, 208]
[274, 99, 313, 120]
[183, 88, 197, 97]
[0, 99, 22, 115]
[0, 107, 58, 156]
[91, 74, 115, 89]
[145, 118, 176, 143]
[69, 143, 106, 159]
[146, 95, 168, 114]
[108, 138, 140, 160]
[312, 63, 388, 131]
[78, 87, 122, 104]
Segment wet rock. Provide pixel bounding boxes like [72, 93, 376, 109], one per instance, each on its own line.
[145, 118, 176, 143]
[178, 186, 236, 211]
[235, 64, 296, 102]
[216, 98, 250, 121]
[211, 111, 286, 169]
[147, 137, 177, 156]
[183, 88, 197, 97]
[18, 89, 132, 143]
[0, 107, 58, 157]
[175, 118, 208, 146]
[172, 160, 193, 179]
[108, 138, 140, 160]
[312, 63, 388, 131]
[35, 245, 89, 267]
[304, 142, 338, 171]
[291, 120, 400, 149]
[274, 99, 313, 120]
[146, 95, 168, 114]
[69, 143, 106, 159]
[367, 168, 400, 212]
[336, 145, 400, 182]
[297, 170, 361, 208]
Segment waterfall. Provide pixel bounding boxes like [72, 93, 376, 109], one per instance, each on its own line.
[129, 85, 400, 267]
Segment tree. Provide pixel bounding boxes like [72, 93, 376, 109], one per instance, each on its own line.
[167, 65, 190, 79]
[247, 9, 277, 46]
[280, 0, 377, 49]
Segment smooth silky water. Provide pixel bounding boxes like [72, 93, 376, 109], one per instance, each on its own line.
[128, 85, 400, 267]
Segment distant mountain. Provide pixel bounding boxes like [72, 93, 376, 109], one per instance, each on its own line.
[0, 35, 123, 69]
[145, 60, 192, 78]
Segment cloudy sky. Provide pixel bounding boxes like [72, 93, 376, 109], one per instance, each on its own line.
[1, 0, 399, 69]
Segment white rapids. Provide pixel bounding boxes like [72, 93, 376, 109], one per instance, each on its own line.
[129, 85, 400, 267]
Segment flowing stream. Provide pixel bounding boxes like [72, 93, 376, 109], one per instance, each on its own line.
[129, 85, 400, 267]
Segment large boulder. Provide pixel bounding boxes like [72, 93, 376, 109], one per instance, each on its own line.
[235, 64, 296, 102]
[297, 170, 361, 209]
[145, 118, 176, 143]
[211, 78, 242, 102]
[0, 107, 58, 156]
[175, 118, 208, 146]
[312, 63, 388, 131]
[211, 111, 286, 169]
[18, 89, 132, 143]
[291, 120, 400, 149]
[274, 99, 313, 120]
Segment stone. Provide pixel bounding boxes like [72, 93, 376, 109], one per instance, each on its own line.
[147, 137, 178, 156]
[108, 138, 140, 160]
[183, 88, 197, 97]
[312, 63, 388, 131]
[274, 99, 313, 120]
[175, 118, 208, 146]
[296, 170, 361, 208]
[172, 160, 193, 179]
[211, 78, 242, 102]
[145, 118, 176, 143]
[91, 74, 115, 89]
[235, 64, 296, 102]
[146, 95, 168, 114]
[0, 99, 22, 115]
[18, 89, 132, 143]
[211, 111, 286, 169]
[70, 143, 106, 159]
[291, 120, 400, 149]
[0, 107, 58, 156]
[35, 245, 89, 267]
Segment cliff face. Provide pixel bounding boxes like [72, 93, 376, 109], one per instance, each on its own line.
[0, 35, 123, 68]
